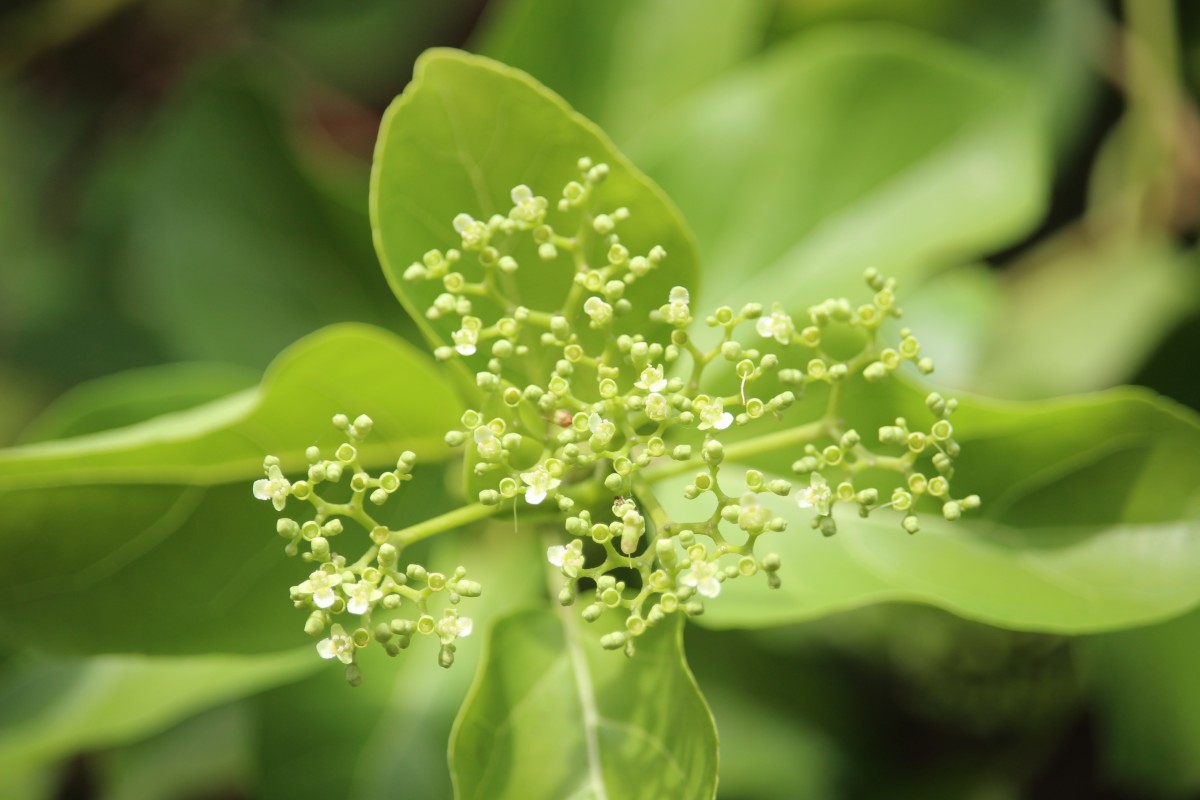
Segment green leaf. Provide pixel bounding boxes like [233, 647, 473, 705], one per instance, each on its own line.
[450, 608, 717, 800]
[0, 324, 463, 654]
[254, 529, 543, 800]
[126, 60, 400, 368]
[370, 48, 700, 391]
[0, 323, 460, 488]
[1082, 608, 1200, 796]
[99, 704, 255, 800]
[657, 384, 1200, 633]
[473, 0, 772, 146]
[17, 362, 258, 444]
[632, 26, 1046, 313]
[968, 239, 1199, 399]
[0, 649, 315, 779]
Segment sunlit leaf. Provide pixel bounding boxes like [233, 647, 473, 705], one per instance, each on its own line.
[657, 383, 1200, 632]
[370, 49, 700, 391]
[473, 0, 772, 145]
[451, 609, 717, 800]
[634, 27, 1046, 314]
[0, 324, 463, 654]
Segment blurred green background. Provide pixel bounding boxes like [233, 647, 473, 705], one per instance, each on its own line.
[1, 0, 1198, 798]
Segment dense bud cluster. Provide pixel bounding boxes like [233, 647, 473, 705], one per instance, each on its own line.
[256, 156, 978, 676]
[255, 414, 480, 681]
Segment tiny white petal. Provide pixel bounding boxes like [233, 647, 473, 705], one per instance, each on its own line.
[526, 486, 547, 505]
[547, 545, 567, 568]
[317, 639, 337, 659]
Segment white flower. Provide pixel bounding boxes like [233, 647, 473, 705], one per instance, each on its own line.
[453, 213, 489, 250]
[547, 541, 586, 578]
[297, 569, 343, 609]
[343, 580, 383, 615]
[520, 463, 561, 505]
[583, 296, 613, 326]
[509, 184, 547, 227]
[587, 412, 615, 445]
[796, 473, 833, 516]
[661, 286, 691, 326]
[473, 425, 502, 460]
[253, 464, 291, 511]
[737, 492, 772, 532]
[680, 559, 721, 598]
[636, 364, 668, 392]
[452, 316, 482, 356]
[644, 392, 670, 421]
[435, 611, 473, 644]
[316, 624, 355, 664]
[694, 395, 733, 431]
[755, 306, 795, 345]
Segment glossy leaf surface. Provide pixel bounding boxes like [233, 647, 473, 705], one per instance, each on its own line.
[658, 385, 1200, 632]
[451, 608, 717, 800]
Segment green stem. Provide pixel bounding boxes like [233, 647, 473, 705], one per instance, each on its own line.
[641, 418, 830, 484]
[394, 502, 500, 547]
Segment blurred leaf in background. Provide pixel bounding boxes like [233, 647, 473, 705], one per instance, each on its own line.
[1, 0, 1199, 798]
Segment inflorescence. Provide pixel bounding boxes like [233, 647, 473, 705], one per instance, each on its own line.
[254, 156, 979, 677]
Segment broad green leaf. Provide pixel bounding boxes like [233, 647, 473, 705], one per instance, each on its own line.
[769, 0, 1102, 156]
[633, 26, 1046, 314]
[966, 239, 1198, 399]
[0, 324, 463, 654]
[254, 529, 542, 800]
[657, 384, 1200, 632]
[473, 0, 772, 146]
[125, 60, 400, 368]
[1082, 608, 1200, 796]
[370, 49, 700, 391]
[450, 608, 717, 800]
[18, 362, 258, 444]
[0, 323, 460, 488]
[0, 649, 315, 779]
[100, 704, 254, 800]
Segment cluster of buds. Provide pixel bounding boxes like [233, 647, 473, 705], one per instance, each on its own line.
[258, 155, 980, 674]
[418, 157, 977, 655]
[254, 414, 480, 683]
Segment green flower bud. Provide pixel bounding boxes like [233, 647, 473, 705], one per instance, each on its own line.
[304, 611, 326, 637]
[863, 361, 888, 382]
[902, 514, 920, 534]
[583, 603, 604, 622]
[439, 644, 456, 669]
[600, 631, 627, 650]
[942, 501, 962, 521]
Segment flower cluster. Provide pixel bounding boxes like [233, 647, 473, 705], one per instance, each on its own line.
[410, 158, 978, 656]
[257, 155, 980, 676]
[253, 413, 480, 683]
